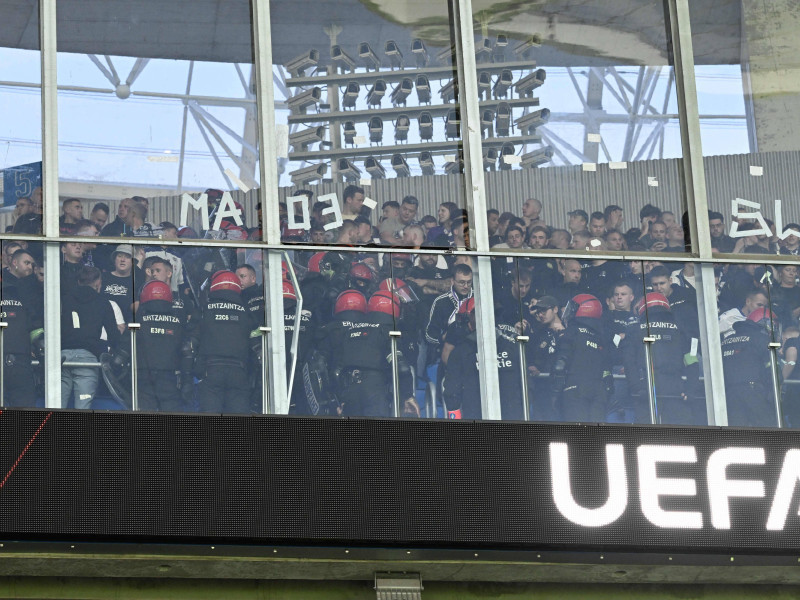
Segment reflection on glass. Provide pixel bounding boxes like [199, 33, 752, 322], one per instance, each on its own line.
[0, 241, 44, 407]
[717, 263, 782, 427]
[57, 0, 260, 242]
[271, 0, 469, 248]
[0, 0, 42, 235]
[476, 1, 686, 255]
[691, 2, 800, 256]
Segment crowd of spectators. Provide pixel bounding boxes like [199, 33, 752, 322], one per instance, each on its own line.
[1, 188, 799, 429]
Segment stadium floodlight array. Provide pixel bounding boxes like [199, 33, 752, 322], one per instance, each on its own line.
[515, 108, 550, 134]
[343, 121, 357, 145]
[475, 38, 492, 63]
[418, 151, 435, 175]
[520, 146, 554, 168]
[418, 111, 434, 141]
[287, 87, 322, 114]
[499, 142, 515, 170]
[492, 69, 513, 99]
[390, 78, 414, 106]
[342, 81, 360, 109]
[416, 74, 431, 104]
[516, 68, 546, 98]
[492, 34, 508, 63]
[365, 156, 386, 179]
[477, 72, 491, 100]
[495, 102, 512, 136]
[391, 153, 411, 177]
[331, 45, 356, 73]
[394, 115, 410, 142]
[385, 40, 403, 69]
[368, 116, 383, 144]
[288, 125, 327, 151]
[358, 42, 381, 71]
[483, 147, 498, 170]
[445, 108, 461, 139]
[411, 38, 429, 68]
[285, 49, 319, 77]
[439, 79, 458, 103]
[290, 162, 327, 185]
[366, 79, 387, 106]
[337, 157, 362, 181]
[513, 34, 541, 59]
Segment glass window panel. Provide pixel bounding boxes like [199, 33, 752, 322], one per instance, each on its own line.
[56, 0, 260, 242]
[717, 262, 783, 427]
[691, 2, 800, 258]
[475, 2, 688, 255]
[0, 0, 42, 235]
[0, 240, 44, 408]
[270, 0, 469, 249]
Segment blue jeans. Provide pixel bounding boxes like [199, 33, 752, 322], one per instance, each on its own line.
[61, 348, 99, 409]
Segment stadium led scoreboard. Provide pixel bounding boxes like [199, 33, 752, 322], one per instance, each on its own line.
[1, 409, 800, 557]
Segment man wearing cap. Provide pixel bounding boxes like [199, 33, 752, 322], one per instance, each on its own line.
[526, 294, 564, 420]
[101, 244, 140, 323]
[567, 209, 588, 235]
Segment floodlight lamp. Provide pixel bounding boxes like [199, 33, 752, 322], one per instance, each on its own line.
[520, 146, 554, 168]
[444, 157, 463, 175]
[445, 108, 461, 139]
[365, 156, 386, 179]
[391, 153, 410, 177]
[343, 121, 357, 145]
[342, 81, 360, 109]
[513, 34, 541, 59]
[493, 69, 513, 99]
[288, 125, 326, 151]
[285, 49, 319, 77]
[394, 115, 410, 142]
[516, 68, 546, 97]
[416, 75, 431, 103]
[475, 38, 492, 63]
[290, 162, 327, 185]
[436, 45, 455, 65]
[483, 147, 498, 170]
[495, 34, 508, 48]
[411, 38, 428, 67]
[495, 102, 511, 136]
[385, 40, 403, 69]
[331, 45, 356, 73]
[287, 87, 322, 114]
[337, 158, 362, 181]
[439, 79, 458, 103]
[418, 151, 435, 175]
[499, 142, 515, 170]
[515, 108, 550, 134]
[480, 108, 495, 135]
[418, 111, 434, 141]
[390, 78, 414, 106]
[367, 79, 387, 106]
[359, 42, 381, 71]
[477, 72, 491, 100]
[368, 116, 383, 144]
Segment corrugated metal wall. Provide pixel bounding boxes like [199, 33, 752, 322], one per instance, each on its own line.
[7, 152, 800, 236]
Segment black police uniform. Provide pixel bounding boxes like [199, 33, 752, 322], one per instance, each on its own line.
[137, 298, 187, 412]
[551, 316, 612, 422]
[623, 306, 701, 425]
[285, 298, 321, 415]
[721, 319, 777, 427]
[197, 289, 256, 413]
[0, 280, 36, 406]
[442, 330, 480, 418]
[603, 308, 640, 422]
[527, 322, 563, 421]
[495, 321, 525, 420]
[242, 283, 266, 411]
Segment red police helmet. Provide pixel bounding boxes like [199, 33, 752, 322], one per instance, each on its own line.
[458, 297, 475, 314]
[635, 292, 671, 316]
[281, 260, 289, 280]
[283, 280, 297, 302]
[334, 289, 367, 314]
[368, 290, 401, 317]
[140, 280, 173, 304]
[378, 278, 418, 304]
[209, 270, 242, 294]
[349, 263, 375, 283]
[747, 307, 777, 325]
[307, 252, 326, 273]
[562, 293, 602, 325]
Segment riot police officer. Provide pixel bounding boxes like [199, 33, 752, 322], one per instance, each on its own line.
[442, 298, 480, 419]
[197, 270, 257, 413]
[721, 307, 779, 427]
[136, 280, 187, 412]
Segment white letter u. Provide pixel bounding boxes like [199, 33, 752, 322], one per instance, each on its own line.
[550, 442, 628, 527]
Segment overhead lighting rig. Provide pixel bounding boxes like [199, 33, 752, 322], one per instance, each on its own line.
[331, 45, 356, 73]
[290, 162, 327, 185]
[411, 38, 428, 68]
[416, 74, 431, 104]
[385, 40, 403, 69]
[337, 157, 362, 181]
[418, 111, 434, 141]
[287, 87, 322, 114]
[359, 42, 381, 71]
[342, 81, 360, 109]
[520, 146, 554, 168]
[499, 142, 515, 170]
[445, 108, 460, 139]
[418, 151, 435, 175]
[390, 78, 414, 106]
[288, 125, 327, 151]
[366, 79, 387, 106]
[493, 69, 513, 99]
[368, 116, 383, 144]
[343, 121, 357, 145]
[391, 154, 411, 177]
[365, 156, 386, 179]
[515, 108, 550, 134]
[285, 49, 319, 77]
[394, 115, 410, 142]
[516, 68, 546, 97]
[495, 102, 511, 136]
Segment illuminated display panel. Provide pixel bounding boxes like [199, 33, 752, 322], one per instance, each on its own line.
[2, 411, 800, 553]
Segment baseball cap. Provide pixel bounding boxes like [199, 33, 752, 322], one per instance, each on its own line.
[113, 244, 133, 257]
[530, 295, 558, 311]
[568, 209, 588, 221]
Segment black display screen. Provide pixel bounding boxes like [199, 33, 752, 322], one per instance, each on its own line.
[2, 409, 800, 554]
